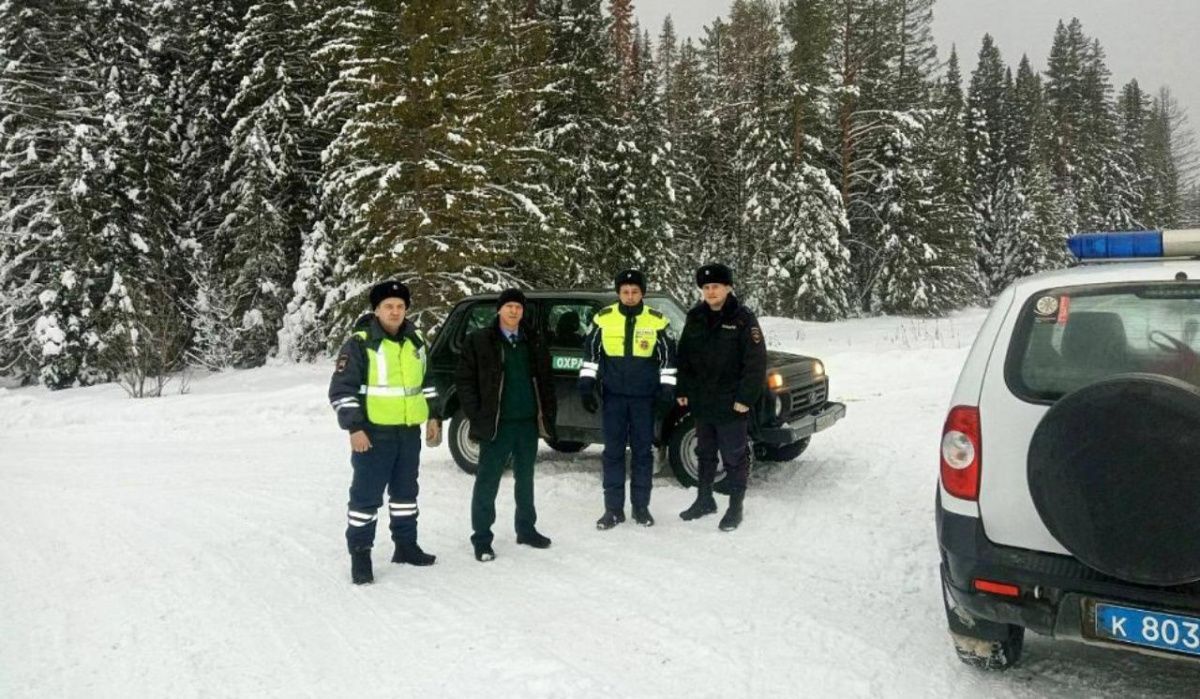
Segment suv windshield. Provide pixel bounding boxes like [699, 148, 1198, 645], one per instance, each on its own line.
[1007, 282, 1200, 401]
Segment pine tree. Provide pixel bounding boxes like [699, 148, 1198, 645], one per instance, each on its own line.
[35, 0, 187, 389]
[922, 46, 981, 308]
[214, 0, 333, 366]
[0, 1, 79, 380]
[990, 54, 1069, 288]
[963, 34, 1008, 292]
[320, 0, 565, 338]
[538, 0, 623, 285]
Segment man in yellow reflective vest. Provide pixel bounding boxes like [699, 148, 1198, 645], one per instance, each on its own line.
[328, 281, 441, 584]
[579, 269, 676, 529]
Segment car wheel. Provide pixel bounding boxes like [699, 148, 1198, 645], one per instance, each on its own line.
[546, 440, 587, 453]
[943, 578, 1025, 670]
[753, 437, 810, 463]
[448, 412, 481, 475]
[667, 415, 731, 493]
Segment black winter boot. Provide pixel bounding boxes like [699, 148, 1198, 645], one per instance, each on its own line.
[632, 506, 655, 527]
[596, 509, 626, 530]
[350, 547, 374, 585]
[516, 529, 552, 548]
[719, 492, 744, 532]
[679, 486, 718, 521]
[474, 542, 496, 562]
[392, 541, 436, 566]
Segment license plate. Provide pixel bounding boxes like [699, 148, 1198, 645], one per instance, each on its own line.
[1094, 602, 1200, 657]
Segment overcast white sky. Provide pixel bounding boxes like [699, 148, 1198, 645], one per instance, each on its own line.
[634, 0, 1199, 134]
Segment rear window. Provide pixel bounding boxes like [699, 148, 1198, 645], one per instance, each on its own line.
[1006, 282, 1200, 402]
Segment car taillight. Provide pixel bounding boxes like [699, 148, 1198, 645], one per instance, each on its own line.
[941, 405, 981, 500]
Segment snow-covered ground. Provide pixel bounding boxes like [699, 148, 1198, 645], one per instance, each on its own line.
[2, 310, 1196, 697]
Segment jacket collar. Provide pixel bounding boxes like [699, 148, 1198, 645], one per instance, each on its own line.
[688, 293, 741, 321]
[490, 316, 535, 343]
[355, 313, 421, 347]
[618, 301, 644, 318]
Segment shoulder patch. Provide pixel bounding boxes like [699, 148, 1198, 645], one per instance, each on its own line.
[335, 352, 349, 373]
[646, 307, 664, 319]
[750, 326, 763, 344]
[596, 307, 614, 316]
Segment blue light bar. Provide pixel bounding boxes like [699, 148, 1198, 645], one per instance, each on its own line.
[1068, 229, 1200, 259]
[1068, 230, 1162, 259]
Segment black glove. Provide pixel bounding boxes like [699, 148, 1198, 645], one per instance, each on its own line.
[579, 377, 599, 413]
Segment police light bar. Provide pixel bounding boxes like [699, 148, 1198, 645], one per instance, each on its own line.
[1068, 229, 1200, 259]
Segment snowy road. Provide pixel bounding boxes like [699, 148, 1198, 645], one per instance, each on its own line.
[2, 311, 1196, 697]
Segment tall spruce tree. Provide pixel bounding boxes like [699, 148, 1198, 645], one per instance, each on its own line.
[0, 1, 80, 380]
[320, 0, 565, 338]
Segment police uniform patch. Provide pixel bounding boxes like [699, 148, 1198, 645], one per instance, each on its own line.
[336, 353, 349, 373]
[750, 326, 763, 344]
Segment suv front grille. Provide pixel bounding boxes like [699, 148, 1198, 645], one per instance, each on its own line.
[784, 381, 826, 419]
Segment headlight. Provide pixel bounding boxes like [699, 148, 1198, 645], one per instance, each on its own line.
[812, 361, 825, 378]
[767, 372, 785, 390]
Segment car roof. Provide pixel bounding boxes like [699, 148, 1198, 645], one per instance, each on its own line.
[1008, 259, 1200, 299]
[457, 289, 680, 302]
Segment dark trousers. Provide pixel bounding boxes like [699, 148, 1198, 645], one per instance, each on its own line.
[695, 417, 750, 494]
[601, 392, 655, 510]
[345, 426, 421, 551]
[471, 419, 539, 546]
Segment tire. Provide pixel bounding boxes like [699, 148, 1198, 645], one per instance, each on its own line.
[943, 578, 1025, 670]
[949, 627, 1024, 671]
[667, 415, 732, 493]
[546, 440, 586, 453]
[448, 412, 481, 475]
[1028, 373, 1200, 585]
[753, 437, 810, 463]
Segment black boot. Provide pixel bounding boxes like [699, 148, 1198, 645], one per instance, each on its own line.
[632, 506, 655, 527]
[350, 547, 373, 585]
[719, 492, 744, 532]
[392, 541, 436, 566]
[680, 485, 718, 521]
[474, 541, 496, 562]
[596, 509, 626, 530]
[516, 529, 552, 548]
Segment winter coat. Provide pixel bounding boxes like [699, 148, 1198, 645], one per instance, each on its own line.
[579, 302, 676, 398]
[676, 294, 768, 424]
[455, 318, 557, 442]
[328, 314, 439, 432]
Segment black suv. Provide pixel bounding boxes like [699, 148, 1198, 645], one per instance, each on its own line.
[426, 290, 845, 487]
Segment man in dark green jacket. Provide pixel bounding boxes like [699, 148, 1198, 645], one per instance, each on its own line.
[675, 264, 767, 531]
[455, 289, 557, 562]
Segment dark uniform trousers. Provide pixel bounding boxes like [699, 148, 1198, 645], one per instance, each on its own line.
[345, 426, 421, 551]
[470, 419, 539, 546]
[602, 392, 655, 510]
[695, 416, 750, 494]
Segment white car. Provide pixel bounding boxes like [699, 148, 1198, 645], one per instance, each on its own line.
[938, 229, 1200, 669]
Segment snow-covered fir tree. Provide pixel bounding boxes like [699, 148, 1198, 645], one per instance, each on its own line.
[0, 1, 79, 381]
[320, 0, 566, 338]
[213, 0, 333, 366]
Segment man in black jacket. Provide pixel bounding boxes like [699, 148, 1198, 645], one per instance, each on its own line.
[675, 264, 767, 531]
[455, 288, 557, 562]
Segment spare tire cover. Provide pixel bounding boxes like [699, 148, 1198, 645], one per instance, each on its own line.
[1028, 373, 1200, 586]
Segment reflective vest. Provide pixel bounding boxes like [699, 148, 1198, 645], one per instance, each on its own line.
[593, 303, 668, 358]
[354, 330, 429, 426]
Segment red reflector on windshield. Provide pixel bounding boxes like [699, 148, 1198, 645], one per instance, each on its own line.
[973, 579, 1020, 597]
